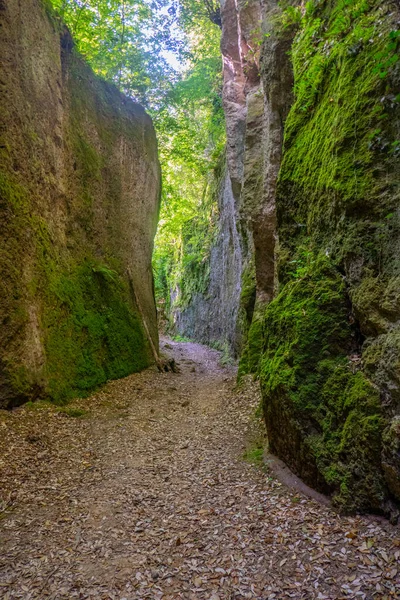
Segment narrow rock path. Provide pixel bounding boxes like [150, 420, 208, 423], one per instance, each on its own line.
[0, 339, 399, 599]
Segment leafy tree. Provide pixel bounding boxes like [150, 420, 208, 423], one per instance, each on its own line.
[152, 8, 224, 325]
[51, 0, 178, 105]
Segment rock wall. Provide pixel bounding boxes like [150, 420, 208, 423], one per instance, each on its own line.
[174, 168, 243, 353]
[176, 0, 400, 516]
[0, 0, 161, 406]
[174, 0, 292, 358]
[258, 0, 400, 517]
[174, 0, 266, 355]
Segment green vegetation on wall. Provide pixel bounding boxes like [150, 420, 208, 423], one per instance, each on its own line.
[277, 0, 400, 262]
[43, 259, 149, 404]
[154, 152, 223, 327]
[1, 170, 150, 405]
[256, 0, 400, 513]
[237, 262, 260, 379]
[152, 13, 225, 329]
[0, 1, 159, 406]
[260, 251, 385, 511]
[47, 1, 226, 333]
[0, 173, 34, 401]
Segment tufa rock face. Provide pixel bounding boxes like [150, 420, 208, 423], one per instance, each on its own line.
[174, 0, 272, 355]
[174, 167, 243, 354]
[176, 0, 400, 516]
[259, 0, 400, 516]
[0, 0, 161, 406]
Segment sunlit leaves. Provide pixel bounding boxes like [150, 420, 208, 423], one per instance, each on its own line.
[51, 0, 177, 105]
[152, 4, 224, 314]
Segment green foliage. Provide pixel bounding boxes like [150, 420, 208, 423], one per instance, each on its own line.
[243, 443, 264, 466]
[152, 17, 225, 327]
[277, 1, 302, 33]
[48, 0, 175, 106]
[47, 1, 225, 332]
[260, 251, 385, 511]
[172, 334, 191, 342]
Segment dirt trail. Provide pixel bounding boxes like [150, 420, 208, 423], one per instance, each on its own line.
[0, 339, 399, 600]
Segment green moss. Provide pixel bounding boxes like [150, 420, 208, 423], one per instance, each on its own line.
[219, 340, 235, 367]
[278, 0, 400, 265]
[72, 130, 102, 190]
[237, 311, 264, 379]
[350, 274, 400, 335]
[362, 329, 400, 402]
[9, 366, 32, 397]
[0, 173, 34, 398]
[0, 5, 158, 409]
[260, 251, 385, 511]
[237, 261, 262, 379]
[42, 258, 150, 404]
[0, 170, 151, 406]
[239, 262, 257, 328]
[253, 0, 400, 513]
[243, 443, 264, 466]
[58, 406, 88, 418]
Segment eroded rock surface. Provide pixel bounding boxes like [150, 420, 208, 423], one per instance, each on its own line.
[174, 0, 400, 515]
[0, 0, 160, 406]
[174, 170, 243, 354]
[258, 0, 400, 516]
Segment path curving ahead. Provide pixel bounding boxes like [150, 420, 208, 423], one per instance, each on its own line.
[0, 339, 399, 599]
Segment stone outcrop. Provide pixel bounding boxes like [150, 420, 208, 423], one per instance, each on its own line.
[174, 0, 293, 358]
[175, 0, 269, 355]
[0, 0, 160, 406]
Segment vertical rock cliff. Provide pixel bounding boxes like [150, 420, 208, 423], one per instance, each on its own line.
[174, 0, 293, 358]
[173, 164, 243, 354]
[175, 0, 400, 516]
[0, 0, 161, 407]
[173, 0, 267, 355]
[259, 0, 400, 517]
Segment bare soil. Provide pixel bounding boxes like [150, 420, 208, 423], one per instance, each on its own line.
[0, 339, 399, 599]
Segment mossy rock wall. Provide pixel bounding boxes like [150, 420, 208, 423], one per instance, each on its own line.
[258, 0, 400, 515]
[0, 0, 161, 406]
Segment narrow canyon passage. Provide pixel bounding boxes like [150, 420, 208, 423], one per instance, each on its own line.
[0, 340, 399, 600]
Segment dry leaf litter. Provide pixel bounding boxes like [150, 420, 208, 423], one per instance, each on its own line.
[0, 339, 399, 600]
